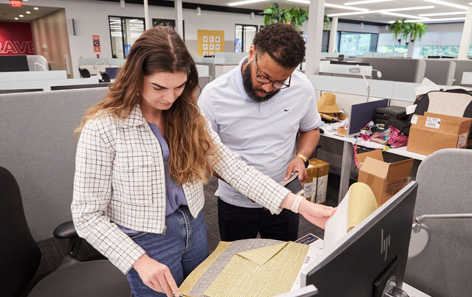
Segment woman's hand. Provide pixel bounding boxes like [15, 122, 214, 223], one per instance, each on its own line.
[133, 254, 180, 297]
[298, 199, 337, 229]
[281, 193, 336, 229]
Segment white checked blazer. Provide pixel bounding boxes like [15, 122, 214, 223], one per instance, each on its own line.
[71, 104, 290, 274]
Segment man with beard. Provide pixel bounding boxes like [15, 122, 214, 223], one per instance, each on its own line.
[198, 23, 321, 242]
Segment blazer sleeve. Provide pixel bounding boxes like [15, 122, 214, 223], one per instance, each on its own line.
[71, 119, 145, 274]
[205, 118, 291, 214]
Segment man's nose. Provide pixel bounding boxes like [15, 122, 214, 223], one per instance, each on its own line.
[261, 83, 275, 93]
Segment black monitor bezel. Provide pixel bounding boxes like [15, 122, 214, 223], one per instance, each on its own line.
[301, 182, 417, 297]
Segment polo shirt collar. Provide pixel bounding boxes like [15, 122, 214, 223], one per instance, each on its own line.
[234, 56, 253, 102]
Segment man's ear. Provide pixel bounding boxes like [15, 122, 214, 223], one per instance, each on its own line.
[248, 45, 256, 62]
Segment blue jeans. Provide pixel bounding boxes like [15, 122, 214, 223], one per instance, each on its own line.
[126, 206, 208, 297]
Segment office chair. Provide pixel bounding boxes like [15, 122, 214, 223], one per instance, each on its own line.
[0, 166, 131, 297]
[404, 148, 472, 296]
[99, 71, 111, 83]
[78, 67, 91, 78]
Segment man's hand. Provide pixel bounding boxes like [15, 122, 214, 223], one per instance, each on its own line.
[284, 157, 307, 182]
[133, 254, 180, 297]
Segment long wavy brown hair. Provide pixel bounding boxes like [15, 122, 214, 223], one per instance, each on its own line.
[75, 26, 218, 185]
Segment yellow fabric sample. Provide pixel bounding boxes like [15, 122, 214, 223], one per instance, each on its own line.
[347, 182, 378, 232]
[237, 242, 288, 266]
[203, 242, 309, 297]
[180, 241, 232, 295]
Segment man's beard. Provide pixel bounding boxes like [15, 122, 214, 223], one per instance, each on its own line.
[242, 62, 280, 103]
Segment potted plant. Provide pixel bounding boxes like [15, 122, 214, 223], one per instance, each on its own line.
[389, 19, 427, 44]
[263, 2, 329, 31]
[409, 22, 427, 42]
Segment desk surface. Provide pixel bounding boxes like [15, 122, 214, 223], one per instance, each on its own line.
[321, 122, 426, 161]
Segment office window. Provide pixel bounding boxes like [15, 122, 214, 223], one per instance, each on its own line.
[337, 32, 378, 56]
[109, 16, 145, 59]
[235, 24, 257, 53]
[321, 31, 329, 52]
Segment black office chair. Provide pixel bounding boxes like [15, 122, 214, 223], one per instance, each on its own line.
[99, 71, 111, 83]
[0, 166, 131, 297]
[78, 67, 91, 78]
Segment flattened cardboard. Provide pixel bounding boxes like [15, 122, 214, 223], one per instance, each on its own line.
[357, 151, 413, 207]
[407, 112, 472, 155]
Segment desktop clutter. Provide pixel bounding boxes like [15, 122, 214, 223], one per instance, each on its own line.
[330, 86, 472, 156]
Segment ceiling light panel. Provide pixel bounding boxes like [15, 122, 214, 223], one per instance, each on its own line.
[419, 11, 466, 16]
[404, 16, 466, 22]
[328, 6, 434, 17]
[287, 0, 310, 4]
[345, 0, 393, 5]
[381, 11, 431, 20]
[325, 3, 369, 11]
[227, 0, 267, 6]
[423, 0, 468, 10]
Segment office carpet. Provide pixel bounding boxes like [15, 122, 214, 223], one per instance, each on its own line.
[31, 173, 342, 294]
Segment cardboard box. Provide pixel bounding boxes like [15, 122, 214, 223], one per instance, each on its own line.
[357, 150, 413, 207]
[407, 112, 472, 155]
[302, 158, 329, 204]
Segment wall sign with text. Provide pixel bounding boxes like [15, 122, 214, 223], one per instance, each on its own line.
[0, 21, 35, 55]
[93, 35, 101, 52]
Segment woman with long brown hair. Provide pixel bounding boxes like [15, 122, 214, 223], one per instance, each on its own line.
[71, 26, 335, 297]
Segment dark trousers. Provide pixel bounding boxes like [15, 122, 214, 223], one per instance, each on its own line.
[218, 197, 299, 242]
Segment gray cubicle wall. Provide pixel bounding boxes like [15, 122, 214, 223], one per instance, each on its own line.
[451, 59, 472, 86]
[423, 59, 456, 86]
[0, 88, 107, 241]
[355, 57, 426, 83]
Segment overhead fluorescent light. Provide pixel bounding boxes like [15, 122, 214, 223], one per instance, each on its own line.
[423, 0, 468, 10]
[345, 0, 393, 5]
[288, 0, 310, 4]
[388, 19, 424, 23]
[325, 3, 369, 11]
[26, 11, 31, 14]
[419, 11, 466, 16]
[228, 0, 267, 6]
[403, 17, 466, 22]
[34, 7, 38, 10]
[381, 12, 431, 20]
[328, 6, 434, 17]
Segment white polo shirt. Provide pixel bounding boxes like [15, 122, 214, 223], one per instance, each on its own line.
[198, 57, 320, 208]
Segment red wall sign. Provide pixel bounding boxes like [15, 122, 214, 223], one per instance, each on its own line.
[0, 22, 35, 56]
[93, 35, 101, 52]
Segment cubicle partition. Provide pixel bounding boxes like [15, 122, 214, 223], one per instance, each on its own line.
[451, 59, 472, 86]
[354, 57, 426, 83]
[0, 88, 106, 241]
[423, 59, 456, 86]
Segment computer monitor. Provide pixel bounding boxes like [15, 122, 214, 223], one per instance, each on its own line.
[300, 181, 417, 297]
[0, 55, 29, 72]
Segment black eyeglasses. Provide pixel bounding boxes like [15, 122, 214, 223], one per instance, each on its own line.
[254, 53, 291, 90]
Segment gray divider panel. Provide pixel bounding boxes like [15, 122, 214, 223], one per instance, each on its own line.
[424, 59, 456, 86]
[355, 57, 426, 83]
[0, 88, 107, 241]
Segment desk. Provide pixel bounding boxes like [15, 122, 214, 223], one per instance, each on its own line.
[319, 122, 427, 202]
